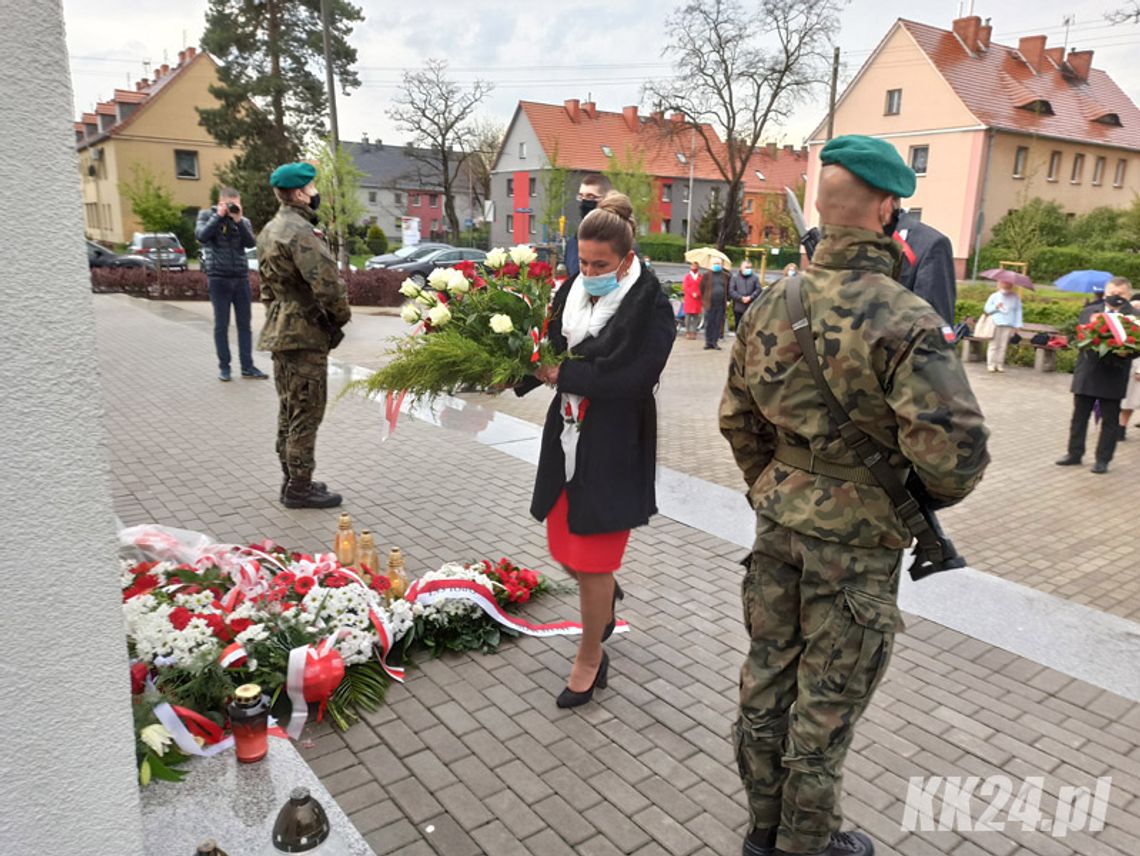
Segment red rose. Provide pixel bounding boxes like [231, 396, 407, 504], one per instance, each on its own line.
[454, 260, 478, 280]
[519, 569, 539, 589]
[228, 617, 252, 635]
[272, 571, 296, 588]
[294, 576, 315, 596]
[130, 661, 149, 695]
[528, 261, 552, 280]
[168, 606, 193, 631]
[502, 262, 520, 278]
[515, 588, 531, 604]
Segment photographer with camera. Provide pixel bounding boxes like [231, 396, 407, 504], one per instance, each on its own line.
[195, 188, 267, 382]
[720, 136, 989, 856]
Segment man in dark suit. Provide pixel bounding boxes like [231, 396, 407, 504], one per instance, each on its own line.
[894, 212, 956, 325]
[1057, 276, 1136, 474]
[563, 173, 613, 280]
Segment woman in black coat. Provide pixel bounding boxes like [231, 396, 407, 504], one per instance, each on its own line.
[517, 191, 675, 707]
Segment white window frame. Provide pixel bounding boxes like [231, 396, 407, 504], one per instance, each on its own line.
[1115, 159, 1127, 188]
[519, 141, 527, 158]
[1070, 153, 1085, 184]
[1013, 146, 1028, 178]
[1047, 151, 1062, 182]
[909, 145, 929, 176]
[1092, 156, 1106, 186]
[885, 89, 902, 115]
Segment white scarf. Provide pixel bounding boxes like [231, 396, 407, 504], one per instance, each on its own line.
[559, 256, 641, 482]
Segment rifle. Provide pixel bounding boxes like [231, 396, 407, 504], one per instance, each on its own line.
[779, 211, 967, 581]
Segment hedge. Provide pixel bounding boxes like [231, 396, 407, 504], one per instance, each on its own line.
[90, 267, 405, 307]
[971, 244, 1140, 284]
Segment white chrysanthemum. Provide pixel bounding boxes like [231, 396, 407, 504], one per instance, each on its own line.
[387, 599, 415, 640]
[509, 244, 537, 267]
[446, 268, 470, 294]
[427, 267, 452, 289]
[399, 278, 422, 298]
[400, 302, 422, 325]
[236, 623, 270, 646]
[173, 591, 215, 611]
[427, 304, 452, 327]
[484, 248, 508, 269]
[336, 628, 375, 666]
[489, 313, 514, 334]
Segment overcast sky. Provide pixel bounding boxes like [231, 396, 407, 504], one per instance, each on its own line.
[64, 0, 1140, 151]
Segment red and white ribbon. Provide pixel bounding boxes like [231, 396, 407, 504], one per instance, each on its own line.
[219, 641, 248, 669]
[405, 578, 628, 638]
[152, 702, 286, 758]
[1098, 312, 1128, 346]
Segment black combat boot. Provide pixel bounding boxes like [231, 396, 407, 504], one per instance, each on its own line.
[283, 477, 343, 509]
[795, 830, 875, 856]
[280, 464, 327, 502]
[742, 826, 777, 856]
[1054, 454, 1082, 466]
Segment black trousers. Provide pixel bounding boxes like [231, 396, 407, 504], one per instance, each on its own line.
[1068, 394, 1122, 464]
[705, 303, 725, 347]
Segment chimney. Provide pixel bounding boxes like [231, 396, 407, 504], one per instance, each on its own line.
[622, 105, 639, 132]
[582, 100, 597, 120]
[1018, 35, 1047, 73]
[160, 63, 170, 77]
[783, 144, 795, 155]
[952, 15, 981, 55]
[766, 142, 778, 158]
[977, 18, 992, 50]
[362, 132, 369, 147]
[670, 112, 686, 128]
[650, 110, 664, 125]
[1066, 49, 1093, 81]
[185, 47, 197, 60]
[1044, 47, 1063, 67]
[564, 98, 580, 123]
[177, 50, 186, 65]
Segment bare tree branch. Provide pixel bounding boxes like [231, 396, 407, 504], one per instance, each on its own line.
[1107, 3, 1140, 23]
[644, 0, 842, 248]
[387, 59, 493, 240]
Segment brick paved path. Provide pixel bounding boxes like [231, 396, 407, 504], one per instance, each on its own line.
[100, 296, 1140, 856]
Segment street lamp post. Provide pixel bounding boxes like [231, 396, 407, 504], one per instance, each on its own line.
[685, 125, 696, 252]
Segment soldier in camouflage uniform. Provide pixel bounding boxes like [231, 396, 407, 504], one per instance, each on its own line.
[719, 136, 989, 856]
[257, 162, 351, 509]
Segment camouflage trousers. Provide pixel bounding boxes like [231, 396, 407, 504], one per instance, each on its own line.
[736, 515, 904, 855]
[272, 349, 328, 481]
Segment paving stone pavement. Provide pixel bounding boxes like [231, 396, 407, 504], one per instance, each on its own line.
[98, 295, 1140, 856]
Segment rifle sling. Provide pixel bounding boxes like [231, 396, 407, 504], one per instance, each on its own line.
[784, 278, 942, 558]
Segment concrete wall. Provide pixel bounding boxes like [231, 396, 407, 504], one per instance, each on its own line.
[0, 5, 146, 855]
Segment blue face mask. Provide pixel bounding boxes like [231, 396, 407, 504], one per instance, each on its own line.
[712, 264, 722, 273]
[581, 270, 621, 297]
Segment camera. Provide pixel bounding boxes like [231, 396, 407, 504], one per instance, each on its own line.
[226, 203, 240, 215]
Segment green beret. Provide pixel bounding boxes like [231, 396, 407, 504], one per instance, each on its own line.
[820, 135, 916, 198]
[270, 162, 318, 189]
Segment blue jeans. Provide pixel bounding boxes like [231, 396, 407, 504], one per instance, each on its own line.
[208, 276, 254, 372]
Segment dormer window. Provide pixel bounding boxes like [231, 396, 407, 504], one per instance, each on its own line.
[1018, 100, 1055, 116]
[1095, 113, 1123, 127]
[676, 152, 687, 164]
[601, 145, 613, 158]
[755, 170, 766, 181]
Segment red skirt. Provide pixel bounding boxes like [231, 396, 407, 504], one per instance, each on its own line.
[546, 490, 630, 574]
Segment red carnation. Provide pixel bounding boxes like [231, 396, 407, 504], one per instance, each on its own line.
[204, 613, 231, 641]
[514, 588, 531, 604]
[123, 573, 160, 601]
[168, 606, 193, 631]
[502, 262, 520, 278]
[228, 617, 252, 635]
[371, 575, 392, 595]
[323, 573, 349, 589]
[294, 576, 315, 596]
[272, 571, 296, 588]
[519, 569, 539, 589]
[131, 560, 159, 576]
[130, 661, 149, 695]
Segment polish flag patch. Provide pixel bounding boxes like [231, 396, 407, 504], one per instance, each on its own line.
[941, 326, 956, 343]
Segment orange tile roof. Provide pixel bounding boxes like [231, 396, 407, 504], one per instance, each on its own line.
[744, 147, 810, 194]
[517, 100, 729, 181]
[902, 19, 1140, 150]
[95, 103, 117, 116]
[113, 89, 147, 105]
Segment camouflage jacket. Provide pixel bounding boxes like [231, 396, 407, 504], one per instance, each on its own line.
[256, 203, 351, 352]
[719, 226, 989, 549]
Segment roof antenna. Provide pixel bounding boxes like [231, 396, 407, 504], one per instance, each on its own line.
[967, 0, 975, 16]
[957, 1, 963, 17]
[1062, 14, 1076, 52]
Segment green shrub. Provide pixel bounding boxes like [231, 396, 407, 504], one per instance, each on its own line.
[366, 224, 388, 256]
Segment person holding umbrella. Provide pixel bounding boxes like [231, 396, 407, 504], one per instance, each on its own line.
[1057, 276, 1136, 473]
[691, 247, 731, 350]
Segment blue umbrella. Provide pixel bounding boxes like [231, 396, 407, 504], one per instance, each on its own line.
[1054, 270, 1114, 293]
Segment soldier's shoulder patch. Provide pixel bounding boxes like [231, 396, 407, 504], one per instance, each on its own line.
[941, 325, 956, 343]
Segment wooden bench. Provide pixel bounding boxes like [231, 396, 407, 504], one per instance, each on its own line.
[958, 323, 1062, 372]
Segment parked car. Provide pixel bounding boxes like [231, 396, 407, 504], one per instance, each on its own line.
[387, 247, 488, 286]
[365, 242, 451, 270]
[245, 247, 357, 273]
[128, 232, 188, 271]
[87, 240, 157, 270]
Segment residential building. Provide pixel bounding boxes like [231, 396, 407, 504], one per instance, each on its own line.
[742, 144, 810, 246]
[491, 100, 731, 248]
[344, 136, 478, 241]
[804, 15, 1140, 277]
[75, 47, 239, 244]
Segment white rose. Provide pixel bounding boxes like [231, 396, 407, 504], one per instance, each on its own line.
[427, 304, 452, 327]
[427, 267, 452, 289]
[489, 313, 514, 334]
[414, 290, 436, 307]
[484, 248, 508, 269]
[509, 244, 537, 266]
[446, 268, 470, 294]
[399, 278, 422, 298]
[400, 303, 422, 324]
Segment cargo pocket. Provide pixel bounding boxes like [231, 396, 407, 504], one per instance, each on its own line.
[834, 587, 904, 701]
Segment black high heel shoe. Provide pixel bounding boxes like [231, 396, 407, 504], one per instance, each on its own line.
[601, 580, 624, 642]
[556, 651, 609, 708]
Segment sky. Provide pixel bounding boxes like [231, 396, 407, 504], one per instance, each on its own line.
[64, 0, 1140, 151]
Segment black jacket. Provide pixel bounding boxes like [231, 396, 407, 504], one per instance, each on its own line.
[1072, 301, 1136, 399]
[896, 216, 956, 324]
[519, 266, 676, 535]
[196, 207, 256, 278]
[728, 271, 762, 312]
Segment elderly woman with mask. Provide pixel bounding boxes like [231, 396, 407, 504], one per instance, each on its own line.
[517, 191, 676, 707]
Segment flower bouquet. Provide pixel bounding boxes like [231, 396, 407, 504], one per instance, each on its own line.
[352, 245, 563, 402]
[1074, 312, 1140, 359]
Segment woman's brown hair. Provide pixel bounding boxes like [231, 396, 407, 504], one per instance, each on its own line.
[578, 191, 636, 257]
